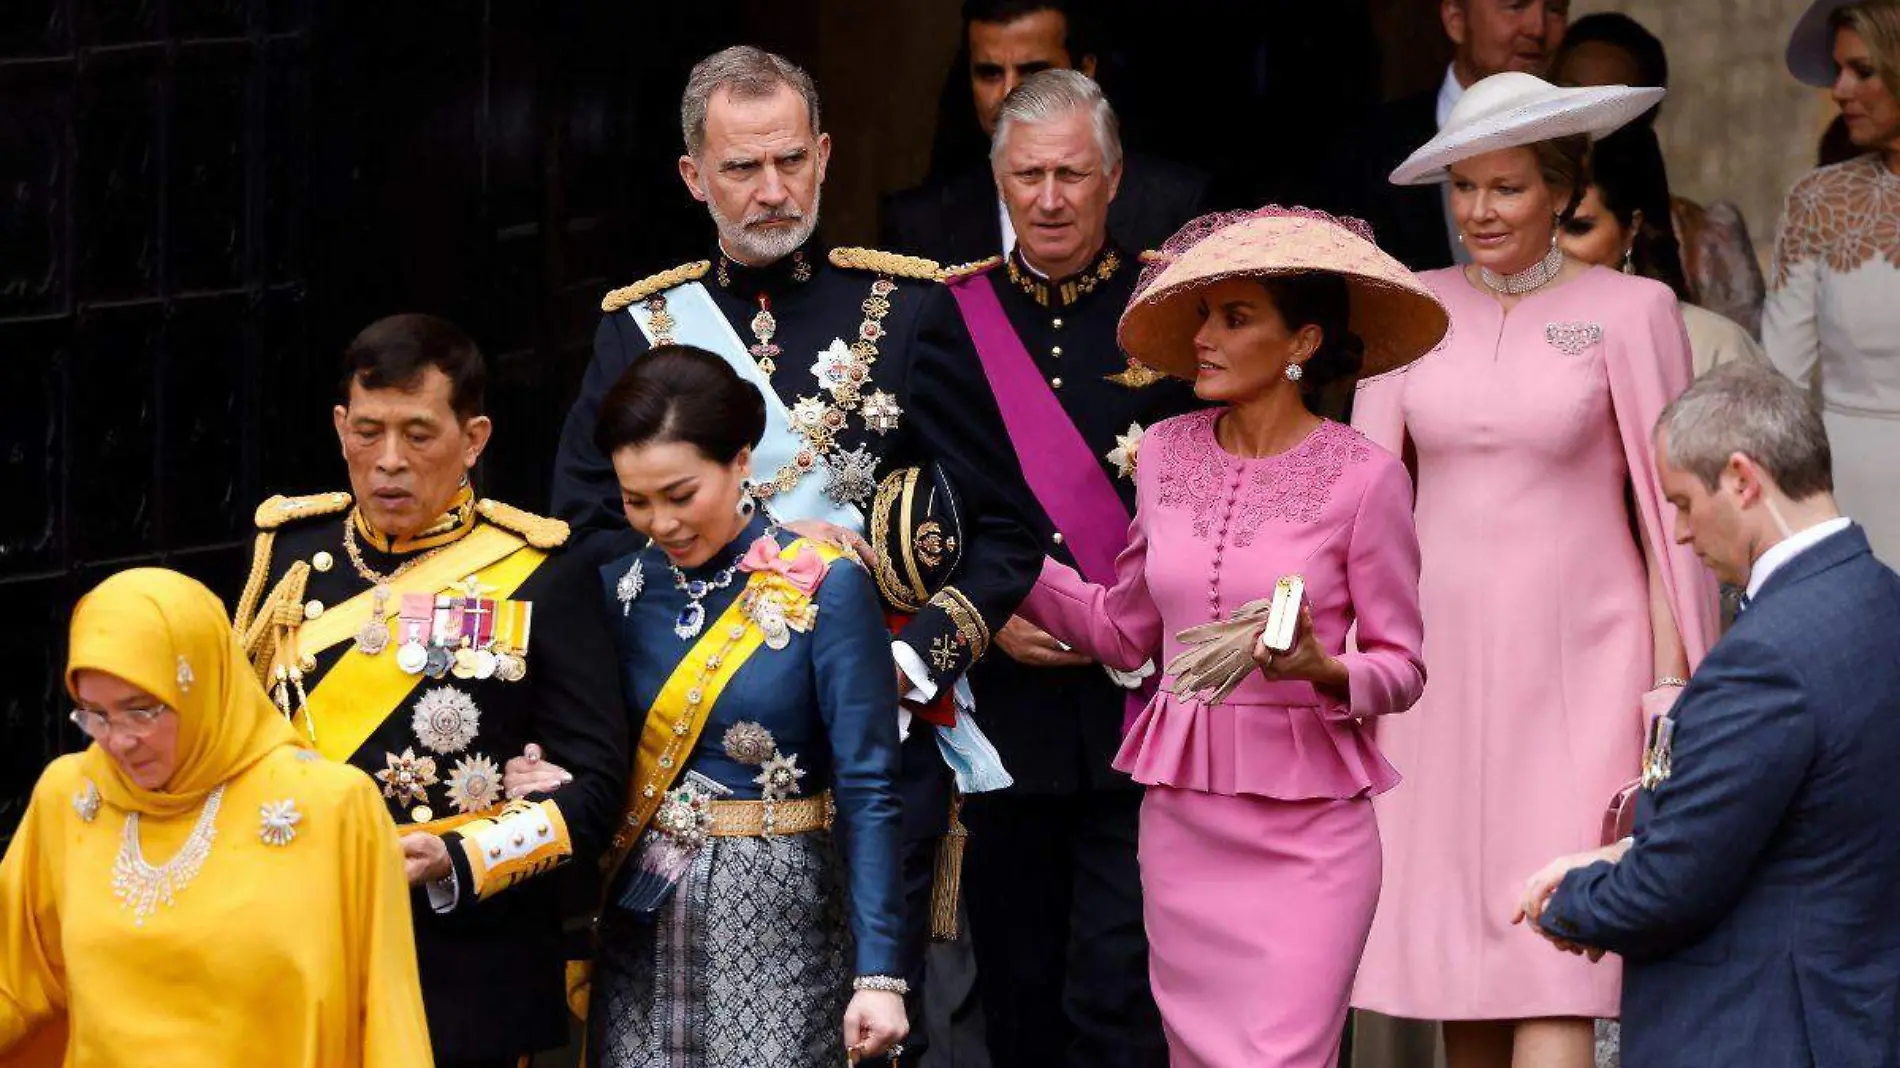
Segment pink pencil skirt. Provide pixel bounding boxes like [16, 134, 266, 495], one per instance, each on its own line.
[1139, 785, 1382, 1068]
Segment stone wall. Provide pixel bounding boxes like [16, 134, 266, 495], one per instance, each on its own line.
[1572, 0, 1837, 261]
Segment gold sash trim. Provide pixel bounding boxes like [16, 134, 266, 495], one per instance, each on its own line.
[601, 538, 843, 878]
[295, 533, 546, 763]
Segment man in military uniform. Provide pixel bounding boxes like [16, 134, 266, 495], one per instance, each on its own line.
[548, 45, 1040, 1063]
[938, 70, 1198, 1068]
[236, 313, 629, 1067]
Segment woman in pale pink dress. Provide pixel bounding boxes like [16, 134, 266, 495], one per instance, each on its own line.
[1018, 207, 1447, 1068]
[1351, 74, 1719, 1068]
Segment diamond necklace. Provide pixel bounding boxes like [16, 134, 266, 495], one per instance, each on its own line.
[112, 783, 226, 927]
[1478, 240, 1565, 295]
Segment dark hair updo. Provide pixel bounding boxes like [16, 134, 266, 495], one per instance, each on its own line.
[594, 345, 768, 464]
[1255, 271, 1364, 397]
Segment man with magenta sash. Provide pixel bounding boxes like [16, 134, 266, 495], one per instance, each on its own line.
[547, 45, 1041, 1061]
[235, 314, 630, 1067]
[939, 70, 1197, 1068]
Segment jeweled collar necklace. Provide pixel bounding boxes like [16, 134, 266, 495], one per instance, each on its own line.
[1478, 241, 1565, 296]
[1005, 242, 1125, 309]
[352, 484, 477, 555]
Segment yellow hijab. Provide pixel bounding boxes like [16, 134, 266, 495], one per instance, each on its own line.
[65, 568, 303, 819]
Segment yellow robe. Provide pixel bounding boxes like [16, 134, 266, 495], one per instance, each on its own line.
[0, 748, 433, 1067]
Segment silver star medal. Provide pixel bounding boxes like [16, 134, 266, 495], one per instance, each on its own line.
[412, 686, 481, 754]
[824, 445, 879, 507]
[616, 557, 645, 617]
[446, 754, 503, 813]
[862, 390, 903, 434]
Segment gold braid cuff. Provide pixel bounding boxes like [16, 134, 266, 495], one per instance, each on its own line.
[927, 586, 990, 663]
[601, 261, 712, 313]
[828, 246, 941, 282]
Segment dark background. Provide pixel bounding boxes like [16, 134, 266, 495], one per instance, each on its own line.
[0, 0, 1450, 840]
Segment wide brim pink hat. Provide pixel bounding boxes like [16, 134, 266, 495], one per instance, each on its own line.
[1118, 207, 1450, 383]
[1390, 72, 1665, 186]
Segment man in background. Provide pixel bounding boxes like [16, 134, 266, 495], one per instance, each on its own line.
[881, 0, 1209, 265]
[1321, 0, 1570, 271]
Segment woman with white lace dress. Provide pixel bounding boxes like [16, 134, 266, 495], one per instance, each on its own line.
[1766, 0, 1900, 564]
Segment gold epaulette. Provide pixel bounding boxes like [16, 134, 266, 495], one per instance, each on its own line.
[255, 491, 353, 531]
[476, 498, 570, 549]
[937, 255, 1003, 283]
[828, 247, 942, 282]
[601, 261, 712, 313]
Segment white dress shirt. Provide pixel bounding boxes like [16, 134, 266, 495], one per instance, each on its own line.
[1745, 516, 1853, 600]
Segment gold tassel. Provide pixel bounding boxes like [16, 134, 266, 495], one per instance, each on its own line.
[929, 793, 967, 942]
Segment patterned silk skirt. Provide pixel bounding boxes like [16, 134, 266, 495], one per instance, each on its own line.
[588, 830, 851, 1068]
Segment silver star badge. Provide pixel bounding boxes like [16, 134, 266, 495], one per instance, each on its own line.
[862, 390, 903, 434]
[824, 445, 879, 507]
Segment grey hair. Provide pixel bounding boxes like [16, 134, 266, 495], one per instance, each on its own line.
[680, 46, 822, 158]
[989, 68, 1123, 172]
[1656, 361, 1833, 499]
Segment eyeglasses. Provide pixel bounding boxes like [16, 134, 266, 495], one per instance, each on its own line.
[69, 705, 171, 741]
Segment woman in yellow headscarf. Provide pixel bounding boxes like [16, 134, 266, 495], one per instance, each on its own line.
[0, 568, 432, 1066]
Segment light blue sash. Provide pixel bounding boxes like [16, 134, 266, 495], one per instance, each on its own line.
[628, 281, 864, 532]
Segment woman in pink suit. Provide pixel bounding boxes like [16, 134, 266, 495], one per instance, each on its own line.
[1018, 207, 1450, 1068]
[1351, 74, 1720, 1068]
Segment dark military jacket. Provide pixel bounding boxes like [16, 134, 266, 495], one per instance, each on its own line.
[954, 246, 1203, 793]
[552, 239, 1041, 712]
[235, 491, 629, 1061]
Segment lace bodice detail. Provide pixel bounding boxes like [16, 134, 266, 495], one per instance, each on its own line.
[1150, 411, 1371, 546]
[1771, 154, 1900, 288]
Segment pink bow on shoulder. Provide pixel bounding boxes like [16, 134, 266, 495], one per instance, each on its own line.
[738, 536, 827, 594]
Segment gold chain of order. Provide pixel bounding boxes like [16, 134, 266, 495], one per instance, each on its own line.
[342, 517, 450, 585]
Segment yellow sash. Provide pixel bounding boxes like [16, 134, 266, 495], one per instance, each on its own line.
[602, 539, 842, 878]
[297, 538, 547, 763]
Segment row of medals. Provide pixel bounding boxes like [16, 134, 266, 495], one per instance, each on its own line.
[356, 589, 527, 682]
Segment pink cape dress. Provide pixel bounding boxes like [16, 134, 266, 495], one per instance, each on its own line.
[1350, 265, 1718, 1020]
[1021, 413, 1426, 1068]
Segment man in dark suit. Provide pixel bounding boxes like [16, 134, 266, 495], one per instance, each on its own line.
[1320, 0, 1569, 272]
[1519, 362, 1900, 1068]
[940, 69, 1197, 1068]
[881, 0, 1209, 264]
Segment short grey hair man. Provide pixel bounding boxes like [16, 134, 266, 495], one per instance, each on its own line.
[988, 67, 1122, 171]
[680, 45, 823, 158]
[1657, 362, 1833, 501]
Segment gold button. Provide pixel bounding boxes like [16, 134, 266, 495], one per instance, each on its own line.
[298, 655, 317, 674]
[303, 600, 325, 620]
[1051, 346, 1063, 357]
[311, 551, 334, 572]
[1053, 532, 1066, 546]
[1052, 317, 1064, 329]
[1051, 377, 1063, 389]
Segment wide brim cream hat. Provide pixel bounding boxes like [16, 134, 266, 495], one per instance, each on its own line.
[1389, 72, 1665, 186]
[1118, 206, 1450, 383]
[1786, 0, 1855, 87]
